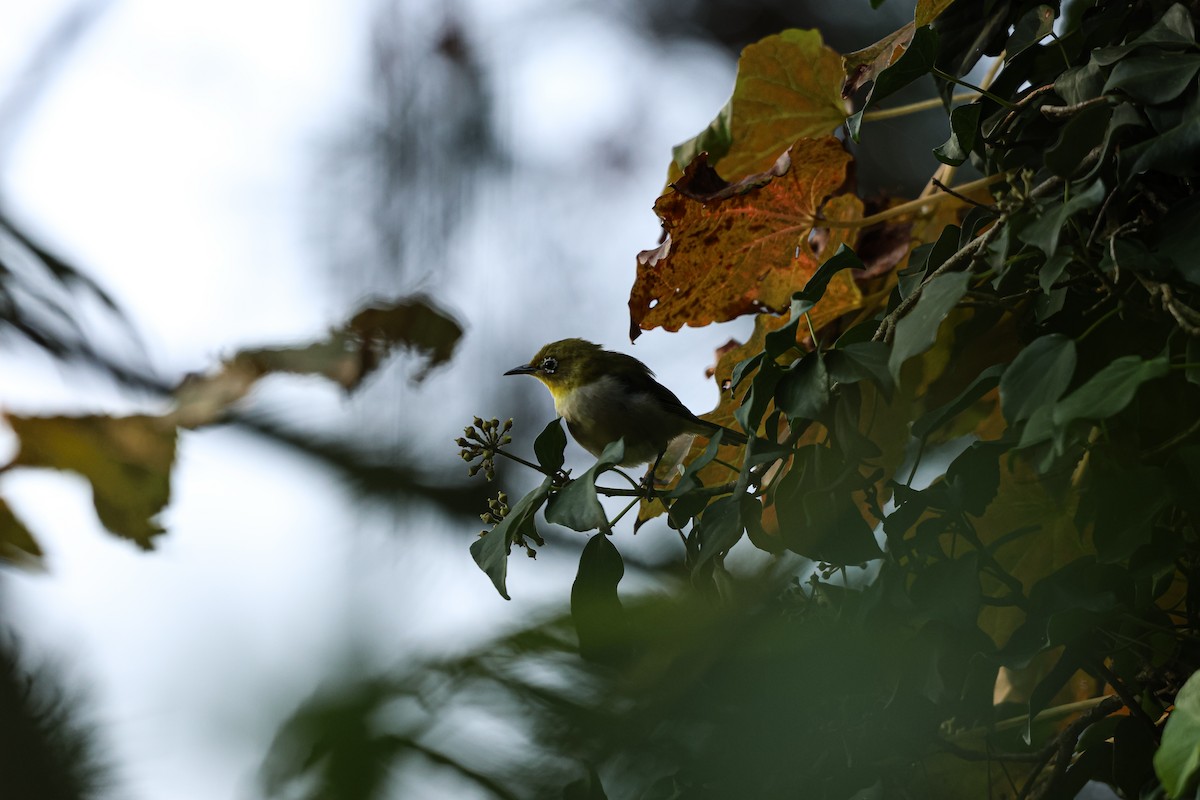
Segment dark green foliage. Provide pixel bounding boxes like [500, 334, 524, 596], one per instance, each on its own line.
[439, 2, 1200, 798]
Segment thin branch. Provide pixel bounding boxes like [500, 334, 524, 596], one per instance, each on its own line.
[932, 178, 998, 210]
[861, 91, 981, 123]
[872, 215, 1007, 344]
[1025, 695, 1123, 800]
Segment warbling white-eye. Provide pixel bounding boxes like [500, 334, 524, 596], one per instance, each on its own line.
[504, 338, 746, 467]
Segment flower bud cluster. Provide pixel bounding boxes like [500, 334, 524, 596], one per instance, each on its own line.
[480, 492, 509, 525]
[456, 416, 513, 481]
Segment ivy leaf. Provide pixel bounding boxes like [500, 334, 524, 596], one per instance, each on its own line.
[1103, 53, 1200, 106]
[1093, 3, 1196, 65]
[1051, 354, 1169, 432]
[911, 364, 1004, 443]
[826, 340, 894, 398]
[910, 553, 981, 629]
[776, 351, 830, 422]
[1045, 103, 1113, 177]
[887, 271, 971, 382]
[672, 29, 847, 180]
[1078, 458, 1171, 563]
[0, 497, 41, 566]
[632, 139, 859, 337]
[534, 418, 567, 474]
[571, 533, 627, 664]
[848, 26, 939, 140]
[1018, 179, 1107, 256]
[546, 439, 626, 532]
[944, 441, 1004, 517]
[4, 414, 177, 549]
[470, 478, 552, 600]
[693, 496, 744, 567]
[933, 102, 981, 166]
[842, 22, 917, 98]
[999, 334, 1076, 424]
[1006, 5, 1056, 61]
[1155, 669, 1200, 798]
[1120, 89, 1200, 179]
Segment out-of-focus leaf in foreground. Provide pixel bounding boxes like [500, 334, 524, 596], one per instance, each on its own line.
[4, 414, 177, 550]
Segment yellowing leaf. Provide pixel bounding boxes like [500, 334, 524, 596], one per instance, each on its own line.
[915, 0, 956, 26]
[5, 414, 177, 550]
[631, 137, 852, 337]
[975, 456, 1094, 648]
[0, 497, 41, 566]
[672, 29, 847, 181]
[169, 296, 462, 428]
[843, 22, 917, 97]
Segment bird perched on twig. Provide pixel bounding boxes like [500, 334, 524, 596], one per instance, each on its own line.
[504, 338, 746, 468]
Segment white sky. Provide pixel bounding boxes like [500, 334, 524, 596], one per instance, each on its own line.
[0, 1, 745, 798]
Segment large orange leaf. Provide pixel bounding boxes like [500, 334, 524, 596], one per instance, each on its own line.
[630, 137, 852, 338]
[671, 29, 848, 182]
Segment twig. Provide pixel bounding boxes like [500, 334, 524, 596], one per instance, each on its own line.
[1022, 695, 1123, 800]
[1088, 659, 1159, 736]
[872, 216, 1007, 344]
[932, 178, 998, 210]
[1040, 96, 1113, 119]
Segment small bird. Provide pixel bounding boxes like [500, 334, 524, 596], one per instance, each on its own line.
[504, 338, 746, 467]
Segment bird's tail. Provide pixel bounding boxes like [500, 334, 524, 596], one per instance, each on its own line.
[693, 419, 747, 446]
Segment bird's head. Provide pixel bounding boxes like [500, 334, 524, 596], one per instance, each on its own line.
[504, 338, 606, 398]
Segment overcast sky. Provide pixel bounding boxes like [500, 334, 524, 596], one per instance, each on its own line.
[0, 1, 752, 797]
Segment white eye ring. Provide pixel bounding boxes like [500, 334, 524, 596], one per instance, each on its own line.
[540, 356, 557, 374]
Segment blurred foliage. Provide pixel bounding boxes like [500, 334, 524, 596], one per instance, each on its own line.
[0, 630, 109, 800]
[0, 296, 464, 564]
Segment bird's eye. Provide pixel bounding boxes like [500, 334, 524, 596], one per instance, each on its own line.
[540, 356, 558, 374]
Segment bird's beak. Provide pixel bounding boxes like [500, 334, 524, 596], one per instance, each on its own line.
[504, 363, 537, 376]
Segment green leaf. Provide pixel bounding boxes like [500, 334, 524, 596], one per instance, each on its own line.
[1045, 103, 1112, 177]
[546, 440, 626, 532]
[1078, 459, 1171, 563]
[1121, 90, 1200, 178]
[734, 359, 783, 434]
[570, 534, 626, 664]
[865, 25, 938, 108]
[911, 363, 1004, 441]
[790, 245, 866, 318]
[1093, 3, 1196, 65]
[1038, 251, 1072, 293]
[909, 553, 981, 629]
[933, 102, 981, 166]
[534, 418, 567, 474]
[1054, 62, 1104, 105]
[1007, 5, 1055, 61]
[776, 351, 829, 422]
[470, 478, 553, 600]
[1103, 53, 1200, 106]
[1018, 179, 1107, 256]
[1155, 669, 1200, 798]
[945, 441, 1004, 517]
[888, 271, 971, 382]
[1051, 354, 1169, 432]
[999, 334, 1076, 424]
[849, 26, 939, 141]
[826, 341, 894, 398]
[693, 497, 744, 567]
